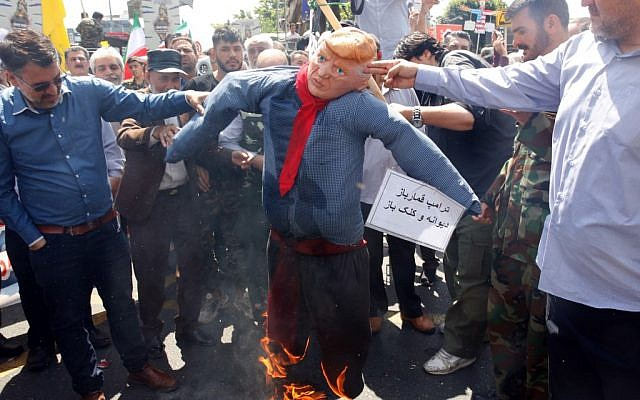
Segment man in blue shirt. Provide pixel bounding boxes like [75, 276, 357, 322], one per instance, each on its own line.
[0, 29, 207, 400]
[168, 28, 480, 399]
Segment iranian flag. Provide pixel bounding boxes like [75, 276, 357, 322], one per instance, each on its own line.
[124, 13, 147, 80]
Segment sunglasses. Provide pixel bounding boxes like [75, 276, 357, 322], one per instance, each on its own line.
[14, 73, 65, 93]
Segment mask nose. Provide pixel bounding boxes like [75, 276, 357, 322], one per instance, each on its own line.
[317, 61, 332, 77]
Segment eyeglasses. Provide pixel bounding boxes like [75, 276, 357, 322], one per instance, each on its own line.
[14, 73, 65, 92]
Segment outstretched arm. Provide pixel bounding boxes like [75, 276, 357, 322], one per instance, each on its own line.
[166, 68, 280, 163]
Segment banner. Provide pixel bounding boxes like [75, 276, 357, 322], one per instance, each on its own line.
[429, 24, 464, 42]
[365, 170, 465, 252]
[140, 0, 184, 49]
[0, 0, 42, 32]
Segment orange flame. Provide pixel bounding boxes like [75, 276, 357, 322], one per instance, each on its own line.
[259, 337, 310, 379]
[321, 364, 350, 399]
[283, 383, 327, 400]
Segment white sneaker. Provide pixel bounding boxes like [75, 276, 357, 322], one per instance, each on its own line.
[423, 348, 476, 375]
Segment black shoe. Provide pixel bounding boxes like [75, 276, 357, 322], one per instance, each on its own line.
[88, 326, 111, 349]
[0, 334, 24, 358]
[176, 328, 215, 347]
[25, 346, 56, 372]
[420, 263, 438, 286]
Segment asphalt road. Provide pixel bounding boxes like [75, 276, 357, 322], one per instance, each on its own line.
[0, 252, 496, 400]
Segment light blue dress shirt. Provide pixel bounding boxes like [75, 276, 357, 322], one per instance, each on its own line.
[0, 75, 193, 244]
[167, 66, 480, 245]
[101, 119, 125, 177]
[414, 31, 640, 311]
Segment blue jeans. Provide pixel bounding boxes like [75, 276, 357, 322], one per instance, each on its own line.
[29, 219, 147, 395]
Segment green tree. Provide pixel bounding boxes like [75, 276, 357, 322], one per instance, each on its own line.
[437, 0, 507, 51]
[233, 9, 254, 20]
[254, 0, 353, 34]
[438, 0, 507, 24]
[254, 0, 283, 33]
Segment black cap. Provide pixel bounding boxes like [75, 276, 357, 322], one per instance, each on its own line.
[147, 49, 187, 76]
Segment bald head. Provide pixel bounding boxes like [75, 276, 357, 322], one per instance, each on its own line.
[255, 48, 289, 68]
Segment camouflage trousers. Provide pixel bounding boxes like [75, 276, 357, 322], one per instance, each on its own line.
[487, 252, 548, 400]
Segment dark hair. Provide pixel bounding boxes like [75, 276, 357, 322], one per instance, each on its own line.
[168, 35, 197, 53]
[64, 45, 89, 60]
[507, 0, 569, 29]
[212, 27, 242, 48]
[0, 29, 58, 73]
[393, 32, 446, 62]
[92, 11, 104, 20]
[445, 31, 471, 44]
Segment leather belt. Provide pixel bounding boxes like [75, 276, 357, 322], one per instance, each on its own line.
[270, 229, 366, 256]
[37, 209, 118, 236]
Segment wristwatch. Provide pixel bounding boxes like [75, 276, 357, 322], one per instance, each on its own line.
[411, 106, 423, 128]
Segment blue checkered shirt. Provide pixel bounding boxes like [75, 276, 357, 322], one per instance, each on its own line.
[168, 66, 480, 245]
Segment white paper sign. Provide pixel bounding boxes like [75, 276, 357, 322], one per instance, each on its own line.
[365, 170, 465, 252]
[463, 20, 476, 31]
[485, 22, 496, 33]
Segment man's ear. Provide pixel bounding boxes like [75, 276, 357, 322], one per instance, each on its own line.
[357, 75, 370, 91]
[544, 14, 560, 35]
[5, 71, 18, 87]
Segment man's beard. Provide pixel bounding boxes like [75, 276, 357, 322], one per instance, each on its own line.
[589, 6, 633, 42]
[217, 57, 242, 74]
[520, 30, 550, 61]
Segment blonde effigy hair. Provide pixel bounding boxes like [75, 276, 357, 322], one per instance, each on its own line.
[323, 27, 377, 64]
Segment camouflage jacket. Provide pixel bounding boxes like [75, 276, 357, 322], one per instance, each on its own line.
[76, 18, 103, 49]
[122, 78, 148, 91]
[483, 112, 554, 265]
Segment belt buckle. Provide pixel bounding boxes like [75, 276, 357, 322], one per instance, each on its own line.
[168, 188, 179, 196]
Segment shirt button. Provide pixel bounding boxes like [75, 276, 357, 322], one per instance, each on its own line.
[65, 155, 70, 159]
[58, 134, 62, 138]
[83, 194, 87, 198]
[75, 174, 80, 178]
[86, 212, 90, 216]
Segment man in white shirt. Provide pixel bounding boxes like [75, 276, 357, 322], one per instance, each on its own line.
[367, 0, 640, 397]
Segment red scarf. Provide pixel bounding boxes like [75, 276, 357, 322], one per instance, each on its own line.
[279, 64, 329, 197]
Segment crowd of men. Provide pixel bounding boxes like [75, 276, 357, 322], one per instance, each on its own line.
[1, 0, 639, 399]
